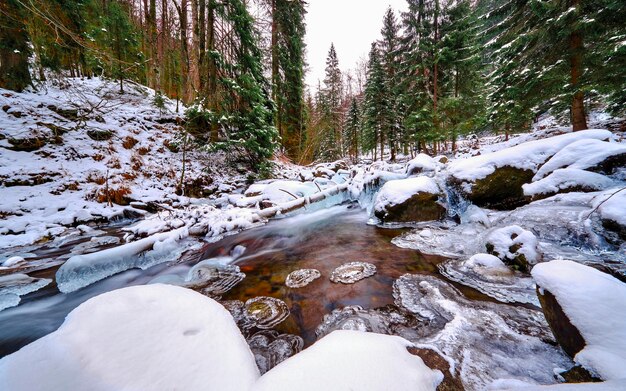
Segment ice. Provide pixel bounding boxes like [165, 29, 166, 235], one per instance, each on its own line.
[0, 284, 260, 391]
[438, 255, 538, 305]
[185, 260, 246, 298]
[596, 189, 626, 227]
[393, 274, 572, 389]
[489, 378, 626, 390]
[523, 169, 616, 198]
[448, 129, 613, 182]
[253, 330, 443, 391]
[285, 268, 321, 288]
[533, 139, 626, 180]
[0, 256, 26, 268]
[248, 330, 304, 374]
[330, 261, 377, 284]
[244, 296, 291, 329]
[0, 273, 52, 311]
[531, 260, 626, 380]
[56, 227, 189, 293]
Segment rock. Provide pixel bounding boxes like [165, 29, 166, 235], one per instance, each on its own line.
[285, 269, 321, 288]
[559, 365, 602, 383]
[451, 166, 534, 210]
[484, 225, 540, 272]
[244, 296, 290, 329]
[48, 105, 80, 121]
[536, 287, 586, 358]
[602, 218, 626, 241]
[407, 347, 464, 391]
[374, 177, 446, 223]
[7, 137, 47, 152]
[87, 128, 114, 141]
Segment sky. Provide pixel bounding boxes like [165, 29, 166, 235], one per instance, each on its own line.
[304, 0, 409, 90]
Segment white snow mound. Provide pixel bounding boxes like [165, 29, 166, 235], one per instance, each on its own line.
[523, 169, 615, 197]
[531, 260, 626, 380]
[0, 284, 260, 391]
[253, 330, 443, 391]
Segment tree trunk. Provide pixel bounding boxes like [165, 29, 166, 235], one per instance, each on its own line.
[569, 0, 587, 131]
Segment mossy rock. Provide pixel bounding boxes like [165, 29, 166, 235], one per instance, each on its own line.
[375, 192, 447, 223]
[560, 365, 601, 383]
[407, 346, 464, 391]
[454, 166, 534, 210]
[48, 105, 80, 121]
[536, 286, 586, 358]
[87, 129, 114, 141]
[7, 137, 47, 152]
[587, 152, 626, 176]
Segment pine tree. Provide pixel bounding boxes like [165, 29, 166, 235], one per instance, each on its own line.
[318, 43, 343, 161]
[362, 42, 389, 160]
[343, 97, 361, 161]
[379, 7, 401, 160]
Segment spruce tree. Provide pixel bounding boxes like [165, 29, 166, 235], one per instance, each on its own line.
[0, 0, 32, 92]
[318, 43, 343, 161]
[362, 42, 389, 160]
[343, 97, 361, 161]
[379, 7, 401, 160]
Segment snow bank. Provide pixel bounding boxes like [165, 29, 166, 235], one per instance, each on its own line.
[489, 378, 626, 390]
[0, 284, 260, 391]
[56, 227, 188, 293]
[374, 177, 440, 212]
[531, 260, 626, 380]
[253, 330, 443, 391]
[533, 139, 626, 180]
[448, 129, 612, 181]
[523, 169, 615, 197]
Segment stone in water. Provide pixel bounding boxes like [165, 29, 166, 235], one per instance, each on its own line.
[330, 261, 376, 284]
[285, 268, 321, 288]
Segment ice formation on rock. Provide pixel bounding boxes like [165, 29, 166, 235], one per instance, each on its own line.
[285, 268, 321, 288]
[247, 330, 304, 374]
[0, 273, 52, 312]
[185, 260, 246, 297]
[330, 261, 377, 284]
[392, 274, 572, 389]
[244, 296, 290, 329]
[438, 254, 538, 305]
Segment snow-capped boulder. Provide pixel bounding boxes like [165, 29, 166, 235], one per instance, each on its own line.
[597, 190, 626, 241]
[448, 129, 613, 210]
[533, 139, 626, 180]
[374, 177, 446, 223]
[531, 260, 626, 381]
[484, 225, 540, 272]
[253, 330, 443, 391]
[406, 154, 437, 176]
[0, 284, 260, 391]
[522, 169, 615, 201]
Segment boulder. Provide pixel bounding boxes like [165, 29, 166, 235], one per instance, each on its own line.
[484, 225, 540, 272]
[7, 137, 47, 152]
[374, 177, 446, 223]
[87, 128, 114, 141]
[451, 166, 533, 210]
[536, 287, 586, 357]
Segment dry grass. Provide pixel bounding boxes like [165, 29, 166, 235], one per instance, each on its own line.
[137, 146, 150, 155]
[87, 173, 106, 185]
[92, 153, 105, 161]
[96, 185, 131, 205]
[122, 136, 139, 150]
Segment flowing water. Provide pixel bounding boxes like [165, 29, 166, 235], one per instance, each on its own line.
[0, 204, 572, 388]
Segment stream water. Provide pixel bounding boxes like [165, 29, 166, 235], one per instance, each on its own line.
[0, 204, 573, 388]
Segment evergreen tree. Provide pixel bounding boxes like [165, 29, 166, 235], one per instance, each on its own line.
[379, 7, 401, 160]
[362, 42, 389, 160]
[343, 97, 361, 161]
[318, 43, 343, 161]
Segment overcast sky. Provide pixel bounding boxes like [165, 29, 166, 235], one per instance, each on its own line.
[304, 0, 409, 90]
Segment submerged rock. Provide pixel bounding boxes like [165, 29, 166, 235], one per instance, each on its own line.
[285, 268, 321, 288]
[330, 261, 377, 284]
[248, 330, 303, 374]
[186, 261, 246, 298]
[244, 296, 290, 329]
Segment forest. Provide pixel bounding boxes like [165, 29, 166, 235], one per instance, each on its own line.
[1, 1, 626, 390]
[2, 0, 624, 168]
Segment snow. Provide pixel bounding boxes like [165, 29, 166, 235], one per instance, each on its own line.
[533, 139, 626, 180]
[374, 176, 440, 212]
[56, 227, 189, 293]
[407, 153, 438, 175]
[0, 284, 260, 391]
[485, 225, 540, 266]
[489, 378, 626, 390]
[448, 129, 613, 182]
[523, 169, 615, 197]
[253, 330, 443, 391]
[466, 253, 510, 271]
[596, 189, 626, 227]
[0, 256, 26, 268]
[531, 260, 626, 380]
